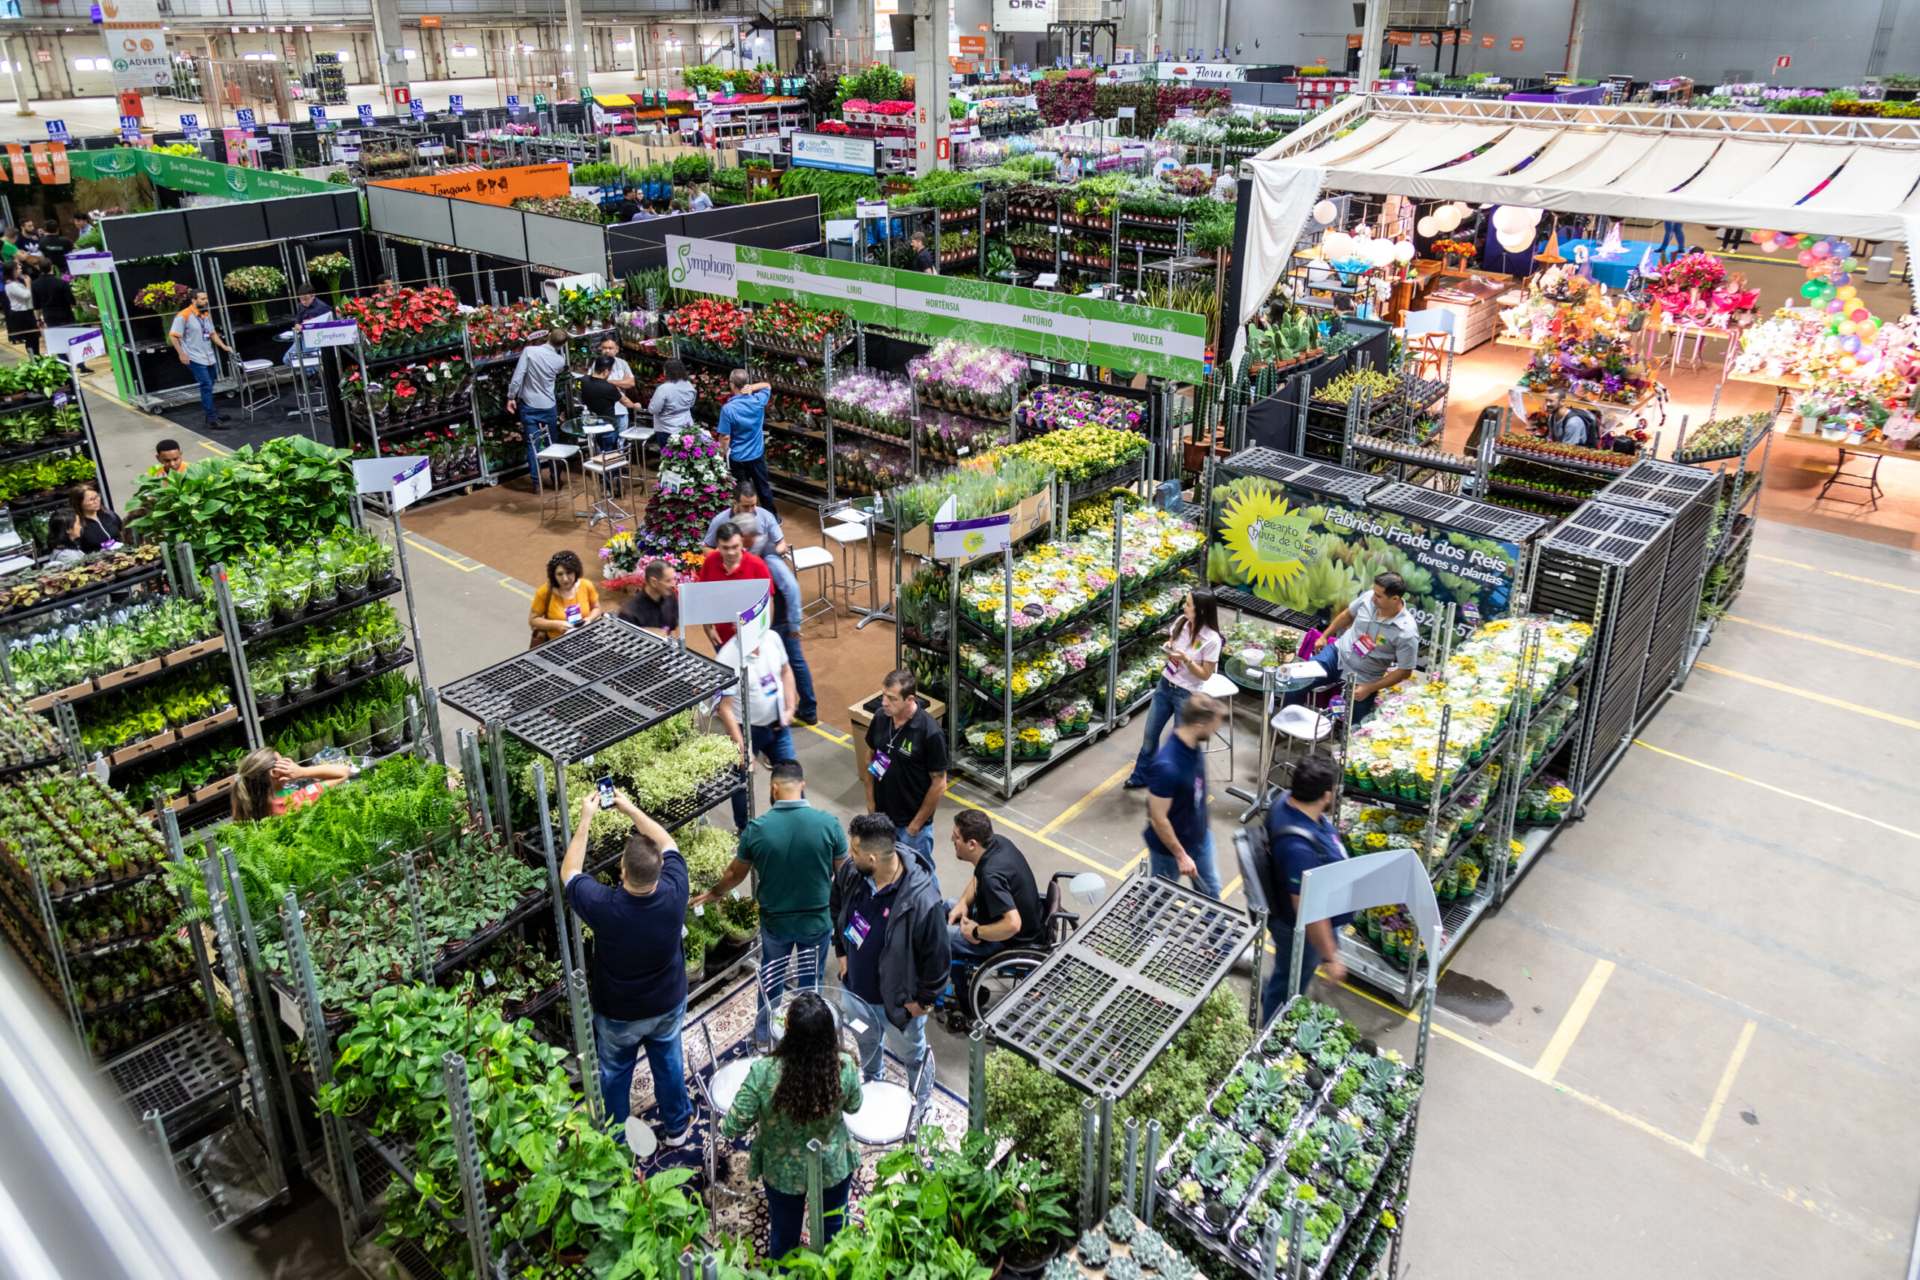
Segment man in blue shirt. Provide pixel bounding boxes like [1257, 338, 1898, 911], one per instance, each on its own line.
[1260, 755, 1350, 1024]
[717, 369, 775, 513]
[1144, 692, 1226, 899]
[562, 789, 693, 1146]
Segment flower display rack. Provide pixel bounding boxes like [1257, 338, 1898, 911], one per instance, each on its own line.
[1591, 460, 1721, 709]
[984, 866, 1262, 1098]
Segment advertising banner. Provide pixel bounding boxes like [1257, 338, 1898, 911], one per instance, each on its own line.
[790, 132, 876, 174]
[664, 235, 1206, 379]
[1206, 466, 1521, 640]
[65, 146, 339, 197]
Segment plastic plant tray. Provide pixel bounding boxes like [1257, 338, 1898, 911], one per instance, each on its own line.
[984, 871, 1259, 1097]
[106, 1017, 246, 1123]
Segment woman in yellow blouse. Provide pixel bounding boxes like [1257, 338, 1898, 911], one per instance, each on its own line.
[529, 549, 601, 645]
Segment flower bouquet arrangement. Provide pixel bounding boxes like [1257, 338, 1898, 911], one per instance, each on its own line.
[557, 283, 621, 332]
[1519, 331, 1652, 405]
[223, 265, 287, 325]
[907, 339, 1029, 416]
[1002, 423, 1149, 480]
[598, 528, 645, 589]
[134, 281, 195, 314]
[1430, 238, 1476, 262]
[305, 252, 353, 310]
[745, 300, 849, 354]
[826, 370, 914, 440]
[336, 286, 461, 357]
[1017, 386, 1147, 437]
[1658, 250, 1725, 295]
[637, 433, 731, 556]
[466, 299, 562, 359]
[665, 299, 749, 361]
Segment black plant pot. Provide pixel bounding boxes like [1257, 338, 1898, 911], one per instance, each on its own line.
[370, 728, 403, 753]
[309, 590, 339, 614]
[241, 618, 270, 637]
[255, 691, 284, 712]
[348, 657, 375, 677]
[272, 604, 305, 625]
[338, 581, 368, 602]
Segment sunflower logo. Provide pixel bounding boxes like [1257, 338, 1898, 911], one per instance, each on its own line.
[1220, 488, 1312, 591]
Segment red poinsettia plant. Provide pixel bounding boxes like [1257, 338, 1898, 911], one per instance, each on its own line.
[466, 299, 563, 358]
[745, 300, 849, 350]
[338, 285, 462, 355]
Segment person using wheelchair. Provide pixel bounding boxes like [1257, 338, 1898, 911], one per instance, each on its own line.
[943, 810, 1043, 962]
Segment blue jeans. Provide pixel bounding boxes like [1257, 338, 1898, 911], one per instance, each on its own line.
[766, 1173, 851, 1265]
[188, 359, 219, 423]
[522, 403, 558, 490]
[942, 896, 1009, 963]
[1129, 676, 1191, 784]
[757, 926, 829, 1043]
[1658, 221, 1686, 254]
[1261, 924, 1301, 1026]
[1282, 645, 1377, 723]
[894, 822, 935, 874]
[1148, 827, 1223, 900]
[732, 723, 796, 829]
[594, 1002, 690, 1133]
[776, 623, 817, 722]
[840, 988, 932, 1105]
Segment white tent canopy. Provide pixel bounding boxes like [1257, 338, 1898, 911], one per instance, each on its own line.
[1227, 95, 1920, 361]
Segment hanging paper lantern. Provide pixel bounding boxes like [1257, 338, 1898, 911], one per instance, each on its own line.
[1322, 231, 1353, 261]
[1434, 206, 1462, 233]
[1416, 216, 1438, 238]
[1313, 200, 1338, 225]
[1393, 240, 1415, 263]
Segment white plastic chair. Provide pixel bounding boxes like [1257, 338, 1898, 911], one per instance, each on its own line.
[1199, 672, 1239, 781]
[238, 358, 281, 420]
[788, 543, 839, 637]
[821, 507, 873, 613]
[535, 442, 580, 523]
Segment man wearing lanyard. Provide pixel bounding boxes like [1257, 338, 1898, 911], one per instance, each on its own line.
[857, 669, 947, 874]
[832, 812, 948, 1107]
[703, 481, 816, 725]
[1258, 756, 1350, 1024]
[696, 523, 773, 650]
[167, 291, 236, 432]
[1144, 693, 1226, 899]
[1284, 572, 1420, 724]
[712, 620, 798, 831]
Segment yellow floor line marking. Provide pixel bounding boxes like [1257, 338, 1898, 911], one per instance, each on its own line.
[496, 577, 533, 600]
[1692, 1020, 1759, 1156]
[799, 721, 1123, 875]
[196, 441, 230, 455]
[1037, 762, 1133, 836]
[1755, 554, 1920, 597]
[1693, 662, 1920, 731]
[1531, 959, 1615, 1082]
[1222, 874, 1243, 899]
[402, 536, 481, 572]
[1724, 616, 1920, 669]
[1633, 740, 1920, 841]
[803, 723, 850, 746]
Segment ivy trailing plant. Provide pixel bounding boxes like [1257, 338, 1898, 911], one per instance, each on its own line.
[126, 435, 356, 567]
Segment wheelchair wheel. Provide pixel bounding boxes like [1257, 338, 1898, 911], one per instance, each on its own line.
[968, 949, 1049, 1024]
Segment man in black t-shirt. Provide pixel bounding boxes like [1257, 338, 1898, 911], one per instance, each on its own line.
[611, 187, 641, 222]
[579, 355, 640, 430]
[618, 558, 680, 639]
[857, 668, 948, 873]
[910, 231, 935, 273]
[945, 810, 1043, 961]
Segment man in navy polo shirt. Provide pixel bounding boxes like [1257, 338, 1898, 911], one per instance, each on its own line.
[1144, 692, 1226, 899]
[1260, 755, 1351, 1024]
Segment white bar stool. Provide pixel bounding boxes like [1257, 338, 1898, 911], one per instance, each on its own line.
[695, 1020, 758, 1199]
[820, 507, 873, 615]
[237, 358, 281, 420]
[535, 442, 580, 522]
[1199, 672, 1240, 782]
[787, 544, 839, 637]
[1270, 704, 1335, 779]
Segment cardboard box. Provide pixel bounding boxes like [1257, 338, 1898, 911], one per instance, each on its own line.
[848, 692, 947, 738]
[898, 487, 1053, 567]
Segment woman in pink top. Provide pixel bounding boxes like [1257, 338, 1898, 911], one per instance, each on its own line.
[1124, 588, 1223, 788]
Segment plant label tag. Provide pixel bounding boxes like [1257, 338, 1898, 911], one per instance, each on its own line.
[693, 904, 705, 916]
[1118, 106, 1136, 118]
[482, 970, 496, 987]
[682, 925, 689, 938]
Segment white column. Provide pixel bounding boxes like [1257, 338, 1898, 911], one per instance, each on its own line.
[370, 0, 409, 98]
[1359, 0, 1388, 88]
[1564, 0, 1589, 78]
[9, 38, 32, 117]
[912, 0, 948, 176]
[564, 0, 586, 94]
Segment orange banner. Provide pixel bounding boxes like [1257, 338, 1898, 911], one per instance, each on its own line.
[3, 145, 24, 185]
[1417, 32, 1432, 46]
[47, 141, 67, 185]
[1480, 33, 1495, 48]
[958, 35, 985, 54]
[371, 162, 569, 206]
[950, 58, 975, 73]
[1346, 33, 1362, 48]
[28, 143, 51, 184]
[1509, 36, 1525, 51]
[1385, 30, 1412, 46]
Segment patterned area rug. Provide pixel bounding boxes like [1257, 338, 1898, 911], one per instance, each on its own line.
[622, 976, 972, 1253]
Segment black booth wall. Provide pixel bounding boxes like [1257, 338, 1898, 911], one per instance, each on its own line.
[1243, 320, 1392, 455]
[607, 196, 823, 277]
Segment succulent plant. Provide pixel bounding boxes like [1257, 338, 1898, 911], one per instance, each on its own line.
[1043, 1259, 1081, 1280]
[1132, 1230, 1171, 1272]
[1104, 1204, 1136, 1242]
[1078, 1228, 1111, 1269]
[1107, 1258, 1143, 1280]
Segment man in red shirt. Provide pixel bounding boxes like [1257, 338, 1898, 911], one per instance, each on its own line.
[698, 522, 772, 649]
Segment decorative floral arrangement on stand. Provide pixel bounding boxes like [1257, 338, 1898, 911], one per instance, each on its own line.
[1518, 332, 1653, 405]
[335, 286, 462, 358]
[304, 252, 353, 310]
[134, 282, 195, 314]
[908, 339, 1029, 417]
[222, 265, 287, 325]
[340, 358, 471, 432]
[635, 433, 731, 557]
[466, 299, 562, 360]
[556, 283, 622, 333]
[1429, 238, 1476, 263]
[598, 528, 706, 591]
[1648, 251, 1760, 322]
[744, 300, 849, 353]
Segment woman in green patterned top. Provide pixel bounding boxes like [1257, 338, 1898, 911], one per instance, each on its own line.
[720, 992, 864, 1263]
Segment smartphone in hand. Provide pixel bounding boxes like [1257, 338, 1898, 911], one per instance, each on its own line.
[597, 776, 617, 808]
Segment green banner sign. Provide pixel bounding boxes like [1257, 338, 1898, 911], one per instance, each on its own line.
[67, 147, 339, 199]
[668, 235, 1206, 380]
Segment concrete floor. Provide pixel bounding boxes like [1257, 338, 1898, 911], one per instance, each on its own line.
[69, 354, 1920, 1275]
